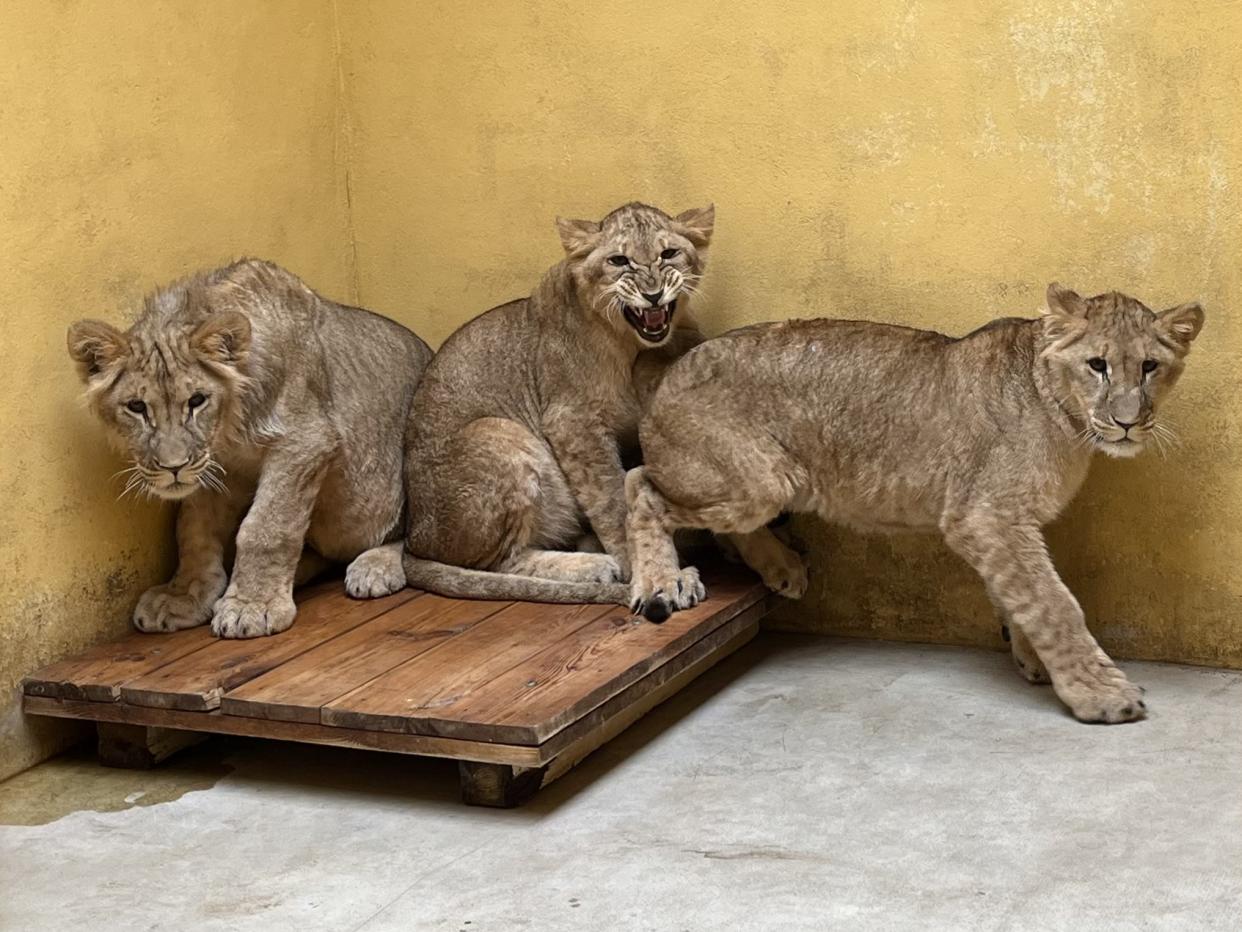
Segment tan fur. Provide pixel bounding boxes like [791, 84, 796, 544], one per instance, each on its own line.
[68, 259, 432, 638]
[628, 284, 1204, 723]
[403, 202, 713, 602]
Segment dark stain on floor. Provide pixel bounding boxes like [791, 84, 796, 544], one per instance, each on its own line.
[0, 740, 233, 826]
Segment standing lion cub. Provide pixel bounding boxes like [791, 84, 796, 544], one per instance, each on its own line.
[627, 284, 1204, 723]
[68, 259, 431, 638]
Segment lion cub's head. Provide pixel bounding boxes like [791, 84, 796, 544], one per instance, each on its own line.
[1040, 283, 1204, 459]
[67, 304, 252, 500]
[556, 202, 714, 347]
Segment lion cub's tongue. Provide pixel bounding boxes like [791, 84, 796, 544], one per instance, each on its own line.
[642, 307, 667, 329]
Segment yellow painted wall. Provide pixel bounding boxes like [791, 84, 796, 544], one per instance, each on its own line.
[340, 0, 1242, 667]
[0, 1, 354, 780]
[5, 0, 1240, 781]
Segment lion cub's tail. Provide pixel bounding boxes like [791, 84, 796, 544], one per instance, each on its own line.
[401, 554, 628, 605]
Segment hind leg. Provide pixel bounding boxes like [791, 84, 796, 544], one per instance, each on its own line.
[627, 456, 795, 621]
[408, 417, 615, 584]
[500, 548, 622, 584]
[728, 528, 808, 599]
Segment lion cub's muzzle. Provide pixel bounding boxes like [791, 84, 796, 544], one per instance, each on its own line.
[622, 298, 677, 343]
[140, 454, 213, 500]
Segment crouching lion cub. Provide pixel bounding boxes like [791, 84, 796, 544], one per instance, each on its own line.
[627, 284, 1204, 723]
[404, 202, 713, 602]
[68, 259, 432, 638]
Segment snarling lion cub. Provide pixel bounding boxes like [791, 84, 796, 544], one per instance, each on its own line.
[68, 259, 432, 638]
[627, 284, 1204, 723]
[404, 202, 713, 602]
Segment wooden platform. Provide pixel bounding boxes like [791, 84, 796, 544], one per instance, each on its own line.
[23, 567, 771, 806]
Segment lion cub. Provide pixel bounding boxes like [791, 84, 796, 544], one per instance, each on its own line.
[627, 284, 1204, 723]
[404, 202, 713, 601]
[68, 260, 431, 638]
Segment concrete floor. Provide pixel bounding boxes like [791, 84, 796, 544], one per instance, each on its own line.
[1, 634, 1239, 931]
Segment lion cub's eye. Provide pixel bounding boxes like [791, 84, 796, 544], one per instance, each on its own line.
[607, 255, 630, 267]
[188, 392, 207, 410]
[660, 248, 679, 260]
[126, 399, 147, 415]
[1141, 359, 1158, 374]
[1086, 357, 1108, 374]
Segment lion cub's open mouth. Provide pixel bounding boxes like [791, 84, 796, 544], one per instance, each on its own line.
[622, 299, 677, 343]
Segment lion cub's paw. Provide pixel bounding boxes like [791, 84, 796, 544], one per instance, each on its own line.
[211, 592, 296, 639]
[345, 546, 406, 599]
[1054, 653, 1146, 724]
[556, 552, 625, 584]
[590, 554, 627, 584]
[629, 566, 706, 624]
[133, 582, 219, 633]
[758, 552, 809, 600]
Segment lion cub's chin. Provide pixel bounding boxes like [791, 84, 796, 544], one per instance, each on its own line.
[1097, 438, 1145, 459]
[149, 480, 201, 501]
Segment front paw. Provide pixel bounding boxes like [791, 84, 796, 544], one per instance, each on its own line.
[211, 592, 296, 639]
[1052, 651, 1146, 724]
[345, 546, 406, 599]
[133, 580, 221, 633]
[629, 566, 706, 623]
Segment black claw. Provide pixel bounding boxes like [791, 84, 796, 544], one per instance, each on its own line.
[629, 597, 642, 614]
[643, 595, 672, 624]
[1138, 700, 1146, 710]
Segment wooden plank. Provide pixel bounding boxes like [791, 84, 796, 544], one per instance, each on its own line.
[23, 626, 216, 702]
[221, 595, 511, 723]
[409, 576, 766, 745]
[536, 601, 767, 762]
[321, 601, 615, 734]
[22, 695, 544, 767]
[119, 587, 420, 711]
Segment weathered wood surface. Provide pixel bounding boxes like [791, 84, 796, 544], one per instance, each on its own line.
[119, 587, 419, 711]
[22, 565, 771, 802]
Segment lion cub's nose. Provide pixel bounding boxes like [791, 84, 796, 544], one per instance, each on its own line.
[157, 459, 191, 477]
[1114, 419, 1138, 431]
[642, 292, 663, 307]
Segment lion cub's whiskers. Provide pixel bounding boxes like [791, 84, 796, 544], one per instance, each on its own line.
[198, 458, 229, 494]
[118, 472, 146, 502]
[1150, 422, 1180, 458]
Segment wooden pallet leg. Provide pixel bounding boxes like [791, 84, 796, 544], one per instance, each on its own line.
[96, 722, 206, 769]
[458, 761, 550, 808]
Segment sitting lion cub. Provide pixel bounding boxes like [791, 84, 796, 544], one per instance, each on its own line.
[68, 259, 432, 638]
[403, 202, 713, 602]
[627, 284, 1204, 723]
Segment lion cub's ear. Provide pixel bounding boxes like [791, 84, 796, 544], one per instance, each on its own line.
[67, 319, 128, 382]
[1041, 281, 1088, 345]
[1156, 301, 1205, 350]
[192, 311, 252, 365]
[674, 204, 715, 248]
[555, 217, 602, 258]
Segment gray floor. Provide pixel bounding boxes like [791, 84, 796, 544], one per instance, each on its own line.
[1, 634, 1239, 931]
